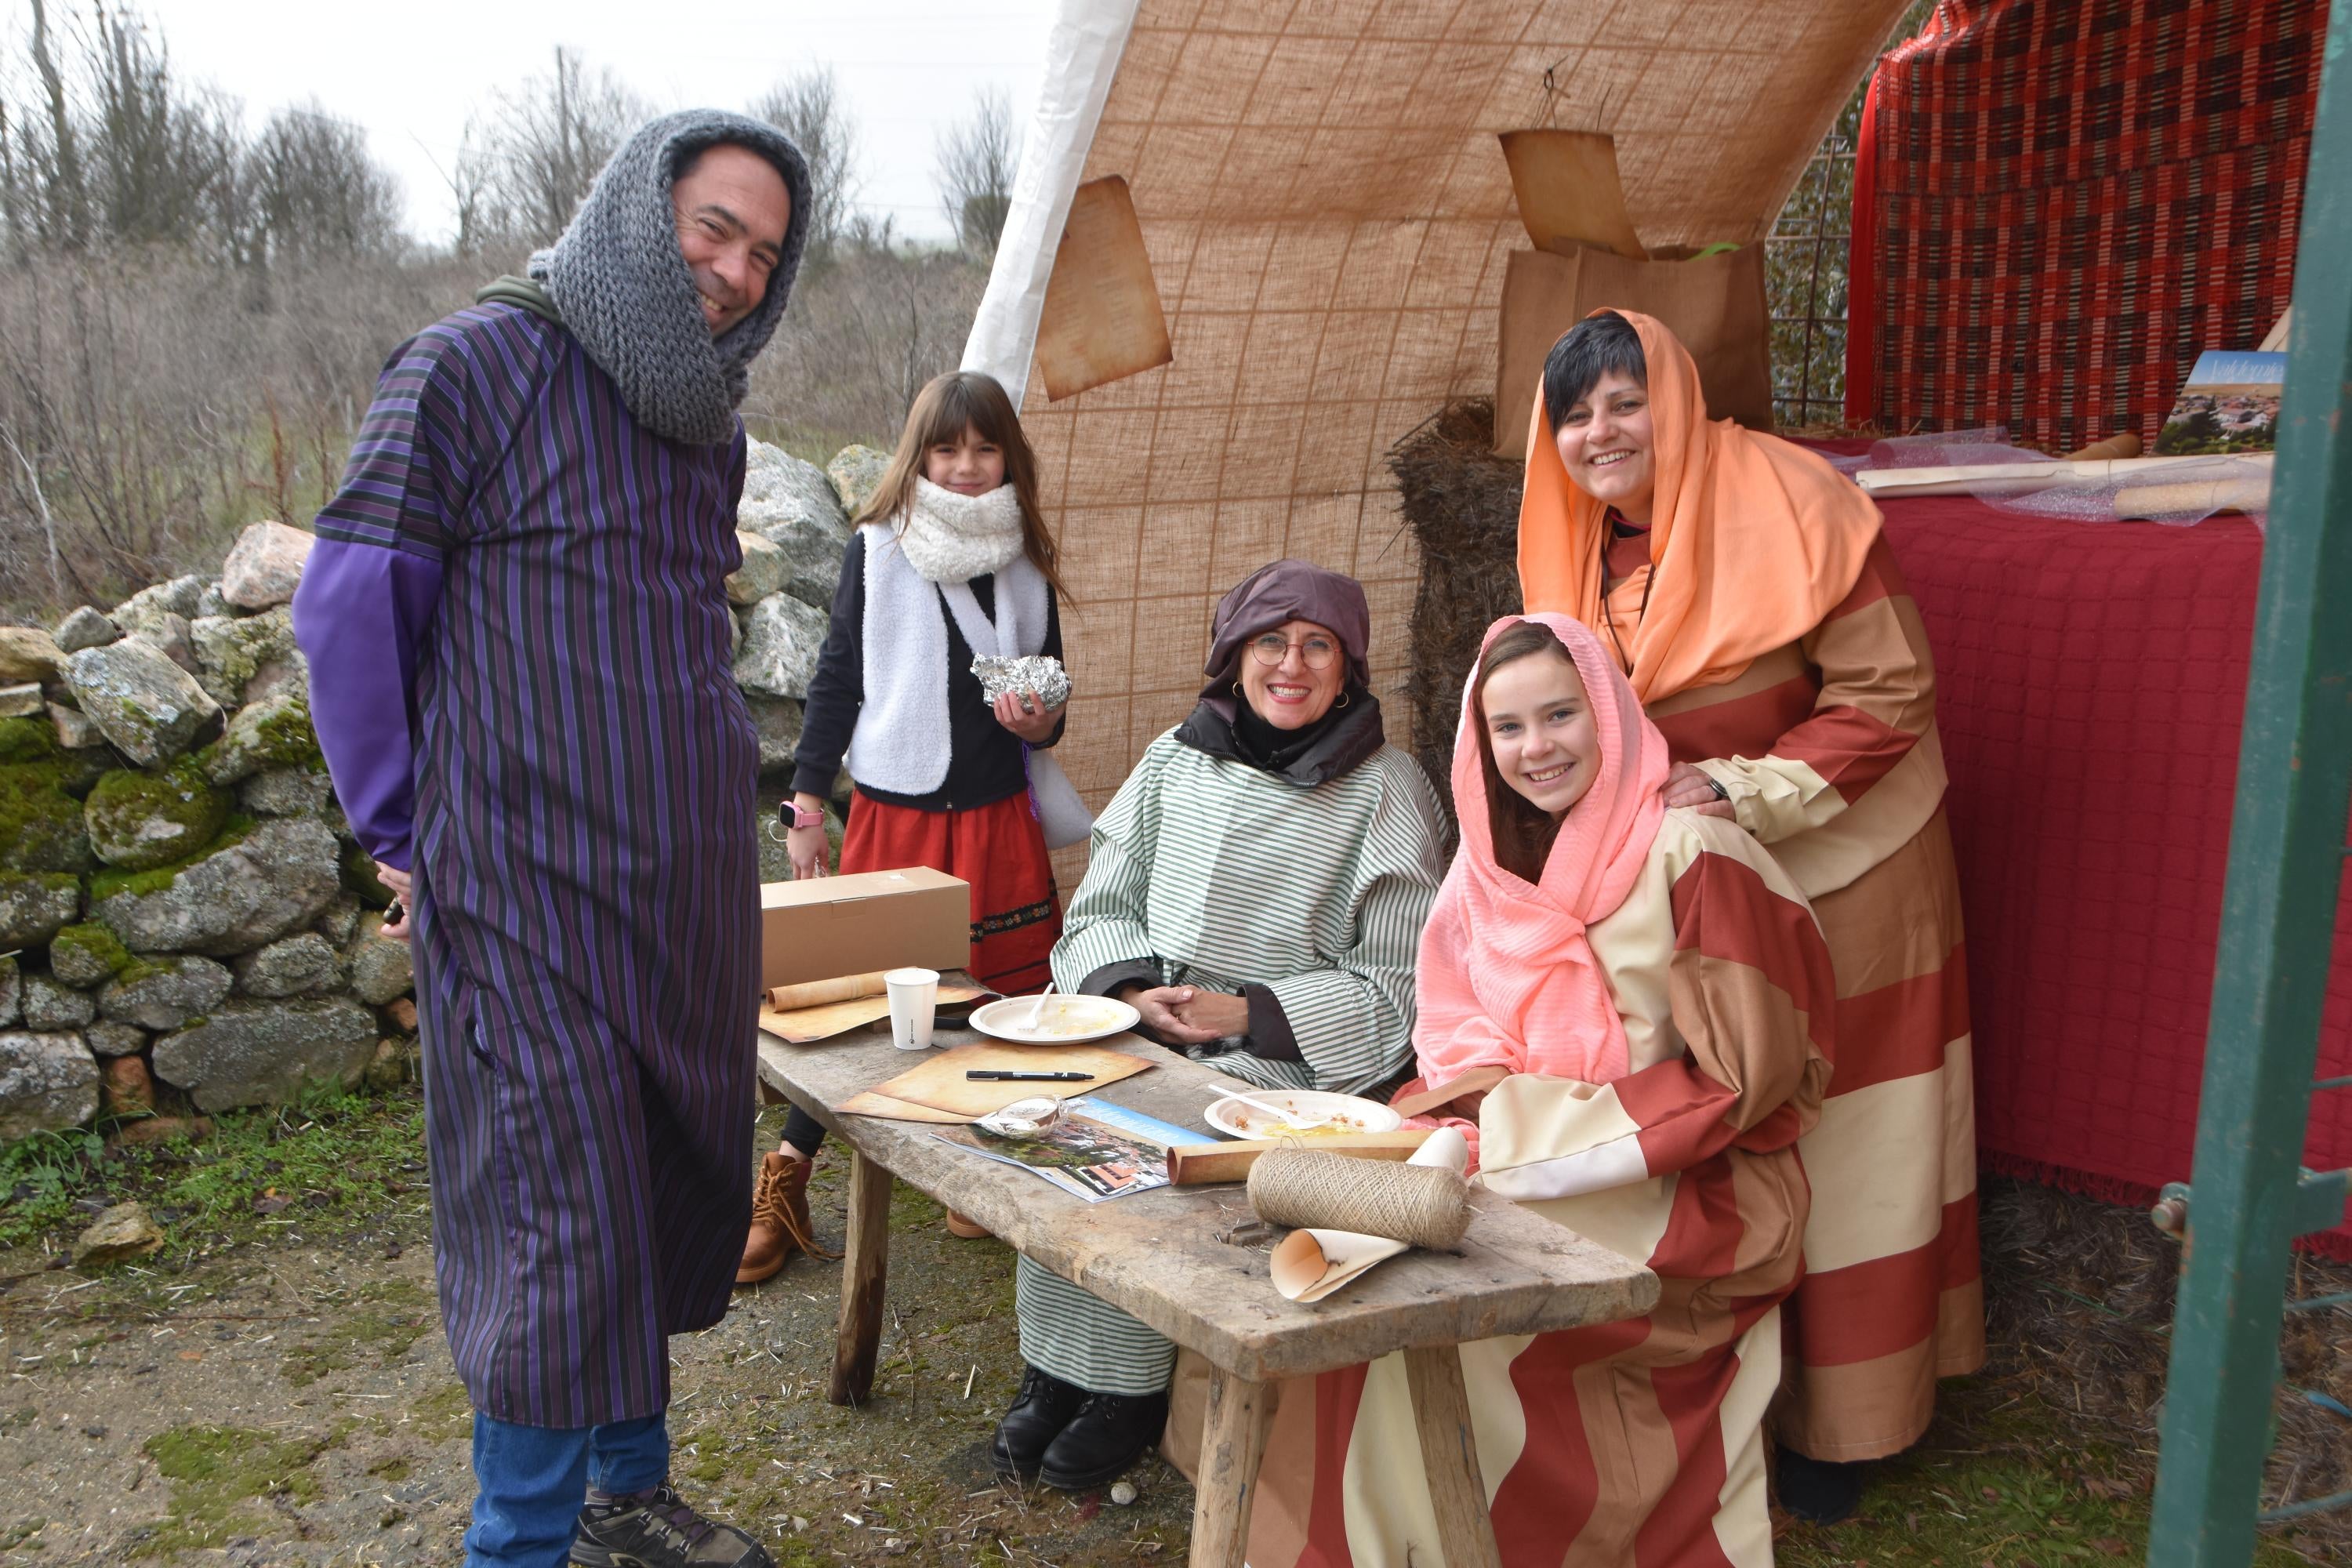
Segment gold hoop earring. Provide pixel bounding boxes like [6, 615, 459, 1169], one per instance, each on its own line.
[1232, 681, 1243, 698]
[1335, 690, 1351, 709]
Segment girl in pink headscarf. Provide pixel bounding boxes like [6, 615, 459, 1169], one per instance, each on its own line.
[1246, 615, 1837, 1568]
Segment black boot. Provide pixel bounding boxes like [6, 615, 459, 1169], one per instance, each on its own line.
[1776, 1447, 1868, 1524]
[991, 1365, 1087, 1479]
[1038, 1388, 1170, 1491]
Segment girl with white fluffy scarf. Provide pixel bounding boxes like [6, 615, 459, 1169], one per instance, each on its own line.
[741, 370, 1076, 1280]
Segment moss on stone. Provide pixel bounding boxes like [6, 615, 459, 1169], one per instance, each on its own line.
[0, 751, 92, 875]
[85, 763, 230, 873]
[0, 717, 55, 767]
[88, 814, 256, 902]
[114, 953, 168, 987]
[249, 695, 322, 768]
[49, 921, 132, 978]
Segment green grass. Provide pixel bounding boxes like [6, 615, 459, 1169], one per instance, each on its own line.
[408, 1381, 474, 1444]
[282, 1279, 437, 1386]
[1777, 1378, 2325, 1567]
[0, 1081, 426, 1259]
[135, 1424, 331, 1555]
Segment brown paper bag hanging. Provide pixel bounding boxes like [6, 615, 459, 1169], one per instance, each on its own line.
[1497, 129, 1646, 261]
[1494, 242, 1775, 458]
[1035, 174, 1173, 402]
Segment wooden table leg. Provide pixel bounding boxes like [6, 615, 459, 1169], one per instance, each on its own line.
[1187, 1366, 1275, 1568]
[828, 1148, 892, 1406]
[1403, 1345, 1504, 1568]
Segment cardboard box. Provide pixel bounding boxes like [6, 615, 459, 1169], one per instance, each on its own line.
[759, 866, 971, 990]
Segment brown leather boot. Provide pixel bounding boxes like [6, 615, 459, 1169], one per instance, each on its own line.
[737, 1151, 837, 1284]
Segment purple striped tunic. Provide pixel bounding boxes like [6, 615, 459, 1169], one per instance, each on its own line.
[294, 302, 757, 1428]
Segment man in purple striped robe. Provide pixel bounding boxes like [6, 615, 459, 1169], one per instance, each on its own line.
[294, 110, 809, 1568]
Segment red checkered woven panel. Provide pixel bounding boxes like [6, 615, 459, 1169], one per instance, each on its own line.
[1846, 0, 2324, 450]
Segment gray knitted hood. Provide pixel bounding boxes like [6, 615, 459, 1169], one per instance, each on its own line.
[528, 108, 811, 446]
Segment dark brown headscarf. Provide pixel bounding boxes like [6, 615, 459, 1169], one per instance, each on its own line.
[1196, 558, 1374, 697]
[1180, 559, 1383, 786]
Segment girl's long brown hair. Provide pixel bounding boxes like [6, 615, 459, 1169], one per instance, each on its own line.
[1471, 619, 1580, 884]
[858, 371, 1071, 601]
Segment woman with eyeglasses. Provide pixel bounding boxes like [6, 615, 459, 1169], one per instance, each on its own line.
[987, 557, 1449, 1494]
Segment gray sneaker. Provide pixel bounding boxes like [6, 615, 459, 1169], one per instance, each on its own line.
[570, 1482, 775, 1568]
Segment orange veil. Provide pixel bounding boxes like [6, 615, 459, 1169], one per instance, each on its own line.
[1515, 310, 1883, 702]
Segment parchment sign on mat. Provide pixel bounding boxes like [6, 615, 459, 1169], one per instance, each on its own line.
[1034, 175, 1171, 402]
[837, 1041, 1154, 1123]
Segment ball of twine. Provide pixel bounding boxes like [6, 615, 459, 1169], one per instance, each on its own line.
[1247, 1147, 1471, 1249]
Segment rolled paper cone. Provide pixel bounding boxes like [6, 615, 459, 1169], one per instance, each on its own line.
[2114, 476, 2272, 520]
[2063, 432, 2143, 462]
[1248, 1146, 1472, 1250]
[768, 971, 890, 1011]
[1408, 1126, 1471, 1175]
[1269, 1226, 1413, 1302]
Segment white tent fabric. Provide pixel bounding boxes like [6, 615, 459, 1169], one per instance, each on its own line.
[966, 0, 1909, 858]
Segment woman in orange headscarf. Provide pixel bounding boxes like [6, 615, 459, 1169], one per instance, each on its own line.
[1519, 310, 1982, 1518]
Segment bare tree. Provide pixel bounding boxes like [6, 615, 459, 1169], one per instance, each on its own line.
[13, 0, 90, 249]
[80, 5, 241, 249]
[934, 85, 1015, 262]
[247, 103, 403, 263]
[748, 66, 857, 265]
[0, 2, 245, 256]
[455, 45, 650, 253]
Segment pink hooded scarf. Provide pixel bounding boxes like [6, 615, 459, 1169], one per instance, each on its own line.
[1413, 614, 1672, 1105]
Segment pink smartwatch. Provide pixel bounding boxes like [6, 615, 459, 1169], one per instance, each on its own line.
[787, 803, 826, 830]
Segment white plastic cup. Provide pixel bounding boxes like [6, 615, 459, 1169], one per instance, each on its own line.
[884, 967, 940, 1051]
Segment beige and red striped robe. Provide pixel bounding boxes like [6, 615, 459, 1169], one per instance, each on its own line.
[1632, 530, 1985, 1460]
[1247, 809, 1834, 1566]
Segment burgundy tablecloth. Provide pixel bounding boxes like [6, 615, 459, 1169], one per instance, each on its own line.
[1873, 492, 2352, 1253]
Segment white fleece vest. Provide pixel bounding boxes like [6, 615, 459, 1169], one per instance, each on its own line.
[843, 521, 1049, 796]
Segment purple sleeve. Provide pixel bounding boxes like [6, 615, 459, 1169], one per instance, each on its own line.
[295, 543, 443, 872]
[293, 325, 478, 873]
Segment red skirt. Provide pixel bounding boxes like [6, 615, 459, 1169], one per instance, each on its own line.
[840, 789, 1062, 996]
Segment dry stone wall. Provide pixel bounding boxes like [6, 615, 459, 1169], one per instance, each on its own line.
[0, 440, 886, 1142]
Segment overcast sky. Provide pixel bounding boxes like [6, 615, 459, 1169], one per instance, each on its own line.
[2, 0, 1062, 244]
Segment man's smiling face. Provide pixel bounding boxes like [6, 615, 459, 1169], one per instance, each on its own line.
[671, 143, 792, 336]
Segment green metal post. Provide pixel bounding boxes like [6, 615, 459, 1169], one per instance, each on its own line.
[2147, 8, 2352, 1565]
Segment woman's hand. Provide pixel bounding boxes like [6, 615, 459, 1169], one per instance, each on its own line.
[375, 862, 414, 942]
[1663, 761, 1736, 820]
[1118, 985, 1227, 1044]
[992, 690, 1065, 745]
[786, 793, 830, 879]
[1170, 989, 1250, 1039]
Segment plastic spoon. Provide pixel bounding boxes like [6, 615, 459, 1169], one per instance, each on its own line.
[1200, 1081, 1332, 1132]
[1020, 982, 1058, 1033]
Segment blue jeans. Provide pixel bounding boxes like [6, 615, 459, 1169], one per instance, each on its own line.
[464, 1409, 670, 1568]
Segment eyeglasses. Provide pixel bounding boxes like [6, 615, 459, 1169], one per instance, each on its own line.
[1247, 633, 1341, 671]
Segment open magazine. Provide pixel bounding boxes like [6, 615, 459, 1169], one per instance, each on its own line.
[930, 1096, 1204, 1203]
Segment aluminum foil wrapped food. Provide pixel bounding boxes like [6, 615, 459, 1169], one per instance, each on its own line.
[971, 653, 1072, 709]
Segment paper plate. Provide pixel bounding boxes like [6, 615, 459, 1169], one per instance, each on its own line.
[969, 994, 1142, 1045]
[1203, 1089, 1403, 1140]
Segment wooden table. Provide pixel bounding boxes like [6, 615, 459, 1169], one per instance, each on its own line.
[755, 1023, 1659, 1568]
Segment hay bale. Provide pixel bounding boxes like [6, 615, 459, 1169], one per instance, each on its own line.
[1388, 400, 1526, 804]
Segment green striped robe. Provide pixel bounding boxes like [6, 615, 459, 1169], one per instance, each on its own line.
[1020, 729, 1449, 1395]
[1051, 730, 1447, 1094]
